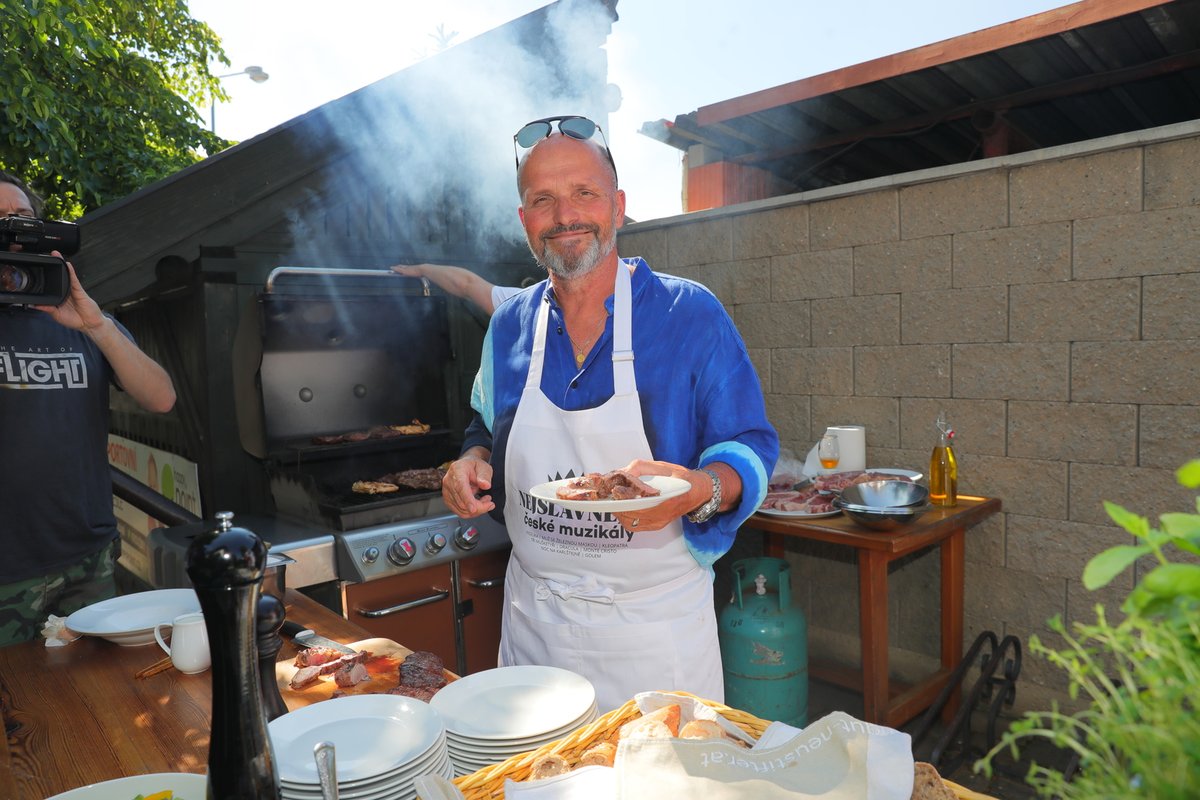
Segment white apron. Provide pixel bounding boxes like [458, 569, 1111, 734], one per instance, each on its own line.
[499, 263, 723, 712]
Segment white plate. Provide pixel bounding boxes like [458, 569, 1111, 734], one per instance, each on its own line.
[280, 731, 447, 791]
[430, 665, 595, 740]
[269, 694, 445, 783]
[445, 703, 597, 752]
[64, 589, 201, 647]
[282, 754, 452, 800]
[756, 507, 842, 519]
[527, 475, 690, 512]
[45, 772, 207, 800]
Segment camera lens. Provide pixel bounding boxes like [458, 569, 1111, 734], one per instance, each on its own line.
[0, 264, 33, 293]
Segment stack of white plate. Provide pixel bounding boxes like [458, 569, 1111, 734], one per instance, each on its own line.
[429, 665, 598, 777]
[268, 694, 452, 800]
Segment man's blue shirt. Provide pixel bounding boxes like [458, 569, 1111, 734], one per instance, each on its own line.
[464, 258, 779, 569]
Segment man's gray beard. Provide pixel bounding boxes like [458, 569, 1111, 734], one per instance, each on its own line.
[533, 226, 616, 280]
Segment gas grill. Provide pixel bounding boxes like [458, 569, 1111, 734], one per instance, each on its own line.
[150, 265, 510, 674]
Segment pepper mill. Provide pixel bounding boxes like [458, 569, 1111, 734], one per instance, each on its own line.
[257, 593, 289, 722]
[186, 510, 282, 800]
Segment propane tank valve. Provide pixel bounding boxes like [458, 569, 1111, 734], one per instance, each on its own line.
[754, 574, 767, 596]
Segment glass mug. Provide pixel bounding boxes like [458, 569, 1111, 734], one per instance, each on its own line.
[154, 611, 211, 674]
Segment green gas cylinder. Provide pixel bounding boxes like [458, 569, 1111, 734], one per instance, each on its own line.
[718, 557, 808, 727]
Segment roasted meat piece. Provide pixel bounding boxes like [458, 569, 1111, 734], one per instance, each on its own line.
[555, 469, 660, 501]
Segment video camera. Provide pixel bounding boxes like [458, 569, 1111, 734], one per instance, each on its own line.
[0, 215, 80, 306]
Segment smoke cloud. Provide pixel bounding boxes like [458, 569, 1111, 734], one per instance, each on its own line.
[282, 0, 617, 277]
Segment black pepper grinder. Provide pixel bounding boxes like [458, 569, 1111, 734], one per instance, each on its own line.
[186, 510, 282, 800]
[256, 593, 289, 722]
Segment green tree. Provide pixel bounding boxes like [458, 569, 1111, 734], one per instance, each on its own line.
[1, 0, 231, 219]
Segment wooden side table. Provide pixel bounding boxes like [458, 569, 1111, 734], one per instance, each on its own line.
[749, 495, 1001, 728]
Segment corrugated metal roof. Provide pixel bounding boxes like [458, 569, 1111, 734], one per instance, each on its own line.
[642, 0, 1200, 194]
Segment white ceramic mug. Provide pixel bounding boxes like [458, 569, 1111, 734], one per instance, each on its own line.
[153, 611, 211, 674]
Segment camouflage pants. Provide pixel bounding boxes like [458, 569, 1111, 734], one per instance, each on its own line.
[0, 539, 119, 648]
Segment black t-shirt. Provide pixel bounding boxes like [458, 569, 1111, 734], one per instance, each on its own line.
[0, 306, 125, 582]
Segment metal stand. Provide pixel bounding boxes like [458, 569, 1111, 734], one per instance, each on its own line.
[910, 630, 1023, 775]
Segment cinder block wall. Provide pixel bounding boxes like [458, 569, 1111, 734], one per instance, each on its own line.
[618, 120, 1200, 714]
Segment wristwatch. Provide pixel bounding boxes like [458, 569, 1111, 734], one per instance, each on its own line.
[686, 468, 722, 523]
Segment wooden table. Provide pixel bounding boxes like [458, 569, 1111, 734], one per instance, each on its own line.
[0, 589, 372, 800]
[750, 495, 1001, 728]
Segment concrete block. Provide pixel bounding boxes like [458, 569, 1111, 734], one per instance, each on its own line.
[618, 228, 667, 270]
[1010, 278, 1140, 342]
[902, 286, 1007, 343]
[666, 216, 732, 267]
[772, 248, 854, 301]
[953, 343, 1070, 401]
[812, 294, 899, 346]
[953, 222, 1072, 287]
[1011, 148, 1142, 225]
[1143, 273, 1200, 340]
[1069, 462, 1195, 525]
[1139, 404, 1200, 469]
[965, 453, 1069, 519]
[854, 235, 952, 294]
[730, 203, 809, 258]
[892, 550, 941, 653]
[733, 300, 811, 349]
[764, 393, 810, 446]
[964, 513, 1005, 568]
[1006, 514, 1135, 585]
[810, 395, 900, 447]
[900, 398, 1007, 456]
[1072, 341, 1200, 404]
[855, 344, 950, 397]
[748, 347, 770, 392]
[899, 169, 1008, 238]
[1144, 136, 1200, 209]
[1066, 577, 1132, 631]
[774, 347, 855, 395]
[964, 565, 1066, 640]
[1008, 401, 1137, 465]
[1074, 205, 1200, 279]
[810, 189, 898, 250]
[729, 259, 773, 305]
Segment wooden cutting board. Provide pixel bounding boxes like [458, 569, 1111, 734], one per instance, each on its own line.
[275, 637, 415, 710]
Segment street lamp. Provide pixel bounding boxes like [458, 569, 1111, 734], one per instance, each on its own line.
[210, 66, 270, 133]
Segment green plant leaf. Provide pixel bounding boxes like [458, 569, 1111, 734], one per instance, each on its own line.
[1082, 545, 1151, 590]
[1104, 501, 1151, 539]
[1176, 460, 1200, 489]
[1160, 512, 1200, 540]
[1139, 563, 1200, 604]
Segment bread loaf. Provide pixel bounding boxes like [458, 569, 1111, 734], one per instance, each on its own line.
[678, 719, 727, 740]
[528, 753, 571, 780]
[618, 703, 682, 740]
[577, 741, 617, 767]
[910, 762, 956, 800]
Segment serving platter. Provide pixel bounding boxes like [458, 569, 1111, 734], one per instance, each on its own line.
[45, 772, 207, 800]
[276, 637, 417, 708]
[527, 475, 690, 512]
[64, 589, 201, 647]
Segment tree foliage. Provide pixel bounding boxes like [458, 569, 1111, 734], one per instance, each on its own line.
[1, 0, 232, 219]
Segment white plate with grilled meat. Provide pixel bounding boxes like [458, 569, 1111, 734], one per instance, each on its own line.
[65, 589, 201, 647]
[527, 475, 691, 512]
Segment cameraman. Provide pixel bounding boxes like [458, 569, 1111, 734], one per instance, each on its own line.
[0, 171, 176, 647]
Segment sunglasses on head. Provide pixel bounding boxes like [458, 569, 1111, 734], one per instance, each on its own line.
[513, 115, 617, 181]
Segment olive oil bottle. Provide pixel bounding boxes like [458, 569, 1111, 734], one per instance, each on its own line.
[929, 411, 958, 507]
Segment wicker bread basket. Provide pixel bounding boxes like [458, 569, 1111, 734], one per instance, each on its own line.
[449, 690, 994, 800]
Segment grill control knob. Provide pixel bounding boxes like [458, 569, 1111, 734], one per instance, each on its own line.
[361, 546, 380, 564]
[453, 525, 480, 551]
[424, 532, 447, 556]
[386, 537, 415, 566]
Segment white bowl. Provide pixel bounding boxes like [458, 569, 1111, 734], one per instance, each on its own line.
[45, 772, 206, 800]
